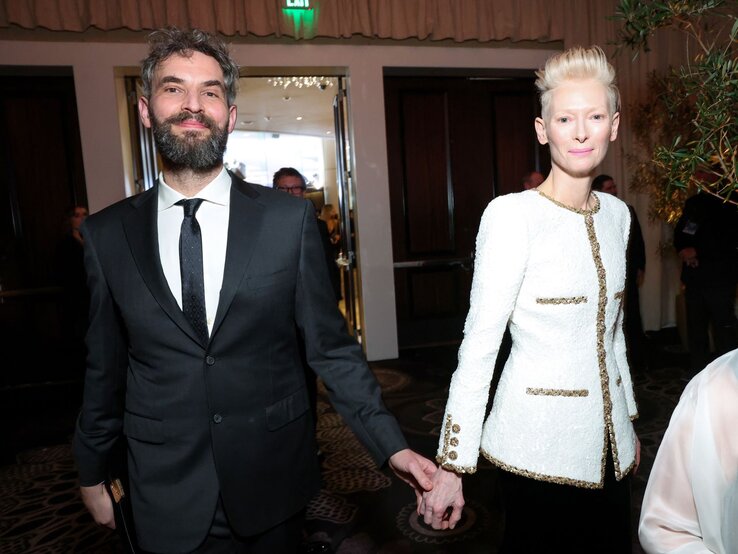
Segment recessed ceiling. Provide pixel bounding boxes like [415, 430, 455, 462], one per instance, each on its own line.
[234, 76, 338, 137]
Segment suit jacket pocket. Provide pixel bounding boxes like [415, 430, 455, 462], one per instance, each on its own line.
[526, 387, 589, 397]
[265, 389, 309, 431]
[123, 412, 166, 444]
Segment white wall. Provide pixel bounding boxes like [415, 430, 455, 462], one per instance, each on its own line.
[0, 39, 558, 360]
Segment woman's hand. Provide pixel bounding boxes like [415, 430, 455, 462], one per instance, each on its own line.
[419, 467, 465, 530]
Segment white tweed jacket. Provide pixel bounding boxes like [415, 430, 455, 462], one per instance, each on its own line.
[436, 189, 639, 488]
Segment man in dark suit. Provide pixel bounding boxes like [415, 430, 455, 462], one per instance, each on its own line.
[74, 28, 435, 553]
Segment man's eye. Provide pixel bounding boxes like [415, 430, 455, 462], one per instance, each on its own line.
[204, 91, 219, 98]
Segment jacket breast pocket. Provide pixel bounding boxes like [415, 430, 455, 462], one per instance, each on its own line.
[535, 296, 587, 305]
[123, 411, 166, 444]
[526, 387, 589, 397]
[265, 389, 309, 431]
[245, 269, 291, 291]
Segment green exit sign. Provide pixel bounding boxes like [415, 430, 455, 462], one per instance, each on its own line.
[284, 0, 311, 8]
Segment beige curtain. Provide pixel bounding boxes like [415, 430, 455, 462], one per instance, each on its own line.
[0, 0, 691, 328]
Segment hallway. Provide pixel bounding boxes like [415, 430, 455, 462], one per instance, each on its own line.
[0, 330, 691, 553]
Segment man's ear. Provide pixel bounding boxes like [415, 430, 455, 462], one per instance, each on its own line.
[227, 104, 237, 133]
[138, 96, 152, 129]
[534, 117, 548, 145]
[610, 111, 620, 142]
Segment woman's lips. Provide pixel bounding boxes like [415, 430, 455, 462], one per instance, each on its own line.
[569, 148, 593, 156]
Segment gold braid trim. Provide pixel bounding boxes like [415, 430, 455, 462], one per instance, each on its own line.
[437, 414, 477, 474]
[481, 448, 604, 489]
[526, 387, 589, 397]
[536, 296, 587, 305]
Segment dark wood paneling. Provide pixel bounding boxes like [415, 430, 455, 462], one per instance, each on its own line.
[386, 74, 547, 348]
[401, 91, 454, 255]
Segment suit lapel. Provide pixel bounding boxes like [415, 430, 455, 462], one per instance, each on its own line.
[211, 177, 264, 338]
[122, 185, 206, 347]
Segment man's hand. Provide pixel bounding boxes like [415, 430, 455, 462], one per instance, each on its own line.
[80, 483, 116, 529]
[388, 449, 436, 507]
[420, 467, 465, 530]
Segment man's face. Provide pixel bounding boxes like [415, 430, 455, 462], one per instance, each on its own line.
[71, 207, 88, 231]
[275, 175, 306, 198]
[600, 179, 618, 197]
[138, 51, 237, 171]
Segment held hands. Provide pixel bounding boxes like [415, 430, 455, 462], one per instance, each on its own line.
[388, 449, 436, 507]
[420, 467, 465, 530]
[80, 483, 116, 529]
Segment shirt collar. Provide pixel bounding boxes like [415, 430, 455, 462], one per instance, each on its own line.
[158, 167, 231, 211]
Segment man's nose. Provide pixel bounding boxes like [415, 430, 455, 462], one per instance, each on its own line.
[182, 92, 203, 113]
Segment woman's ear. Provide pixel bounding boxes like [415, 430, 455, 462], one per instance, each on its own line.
[535, 117, 548, 145]
[610, 112, 620, 142]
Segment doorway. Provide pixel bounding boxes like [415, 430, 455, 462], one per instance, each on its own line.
[124, 73, 363, 339]
[384, 72, 549, 349]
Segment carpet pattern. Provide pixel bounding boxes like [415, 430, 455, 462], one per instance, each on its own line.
[0, 335, 693, 553]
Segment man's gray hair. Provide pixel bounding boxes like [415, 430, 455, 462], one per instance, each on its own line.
[141, 27, 239, 106]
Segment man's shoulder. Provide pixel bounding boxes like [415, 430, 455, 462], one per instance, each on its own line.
[85, 188, 156, 231]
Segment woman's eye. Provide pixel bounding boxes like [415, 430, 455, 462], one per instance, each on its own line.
[558, 117, 569, 123]
[592, 114, 605, 120]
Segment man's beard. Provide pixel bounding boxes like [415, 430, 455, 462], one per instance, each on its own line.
[151, 111, 229, 172]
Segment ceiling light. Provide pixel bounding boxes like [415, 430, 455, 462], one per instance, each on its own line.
[296, 116, 303, 121]
[267, 76, 334, 90]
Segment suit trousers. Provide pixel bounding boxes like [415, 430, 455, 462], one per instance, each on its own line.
[140, 499, 304, 554]
[499, 449, 632, 554]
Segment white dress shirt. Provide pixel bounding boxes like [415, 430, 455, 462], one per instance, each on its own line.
[157, 168, 231, 335]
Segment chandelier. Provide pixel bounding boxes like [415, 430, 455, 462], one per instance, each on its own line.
[267, 76, 334, 90]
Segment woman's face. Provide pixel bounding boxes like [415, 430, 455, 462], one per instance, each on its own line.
[535, 79, 619, 179]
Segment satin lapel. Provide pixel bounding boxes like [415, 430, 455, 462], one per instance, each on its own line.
[210, 177, 264, 338]
[121, 186, 205, 347]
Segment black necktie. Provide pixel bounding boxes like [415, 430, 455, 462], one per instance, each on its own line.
[177, 198, 208, 343]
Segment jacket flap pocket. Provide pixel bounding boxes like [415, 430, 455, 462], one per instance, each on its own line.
[536, 296, 587, 305]
[123, 412, 166, 444]
[526, 387, 589, 397]
[265, 389, 308, 430]
[246, 269, 290, 290]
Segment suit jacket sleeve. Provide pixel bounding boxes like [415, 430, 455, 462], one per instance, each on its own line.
[73, 219, 128, 486]
[294, 204, 408, 466]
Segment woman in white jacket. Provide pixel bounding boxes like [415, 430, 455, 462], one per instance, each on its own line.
[639, 348, 738, 554]
[420, 45, 641, 553]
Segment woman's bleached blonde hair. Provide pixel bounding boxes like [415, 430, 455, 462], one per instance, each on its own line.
[535, 45, 620, 121]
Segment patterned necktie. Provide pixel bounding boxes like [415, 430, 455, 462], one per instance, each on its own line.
[176, 198, 208, 343]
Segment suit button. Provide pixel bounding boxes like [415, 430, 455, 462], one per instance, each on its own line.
[213, 414, 222, 424]
[206, 356, 215, 365]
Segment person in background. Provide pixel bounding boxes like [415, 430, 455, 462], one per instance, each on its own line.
[674, 180, 738, 372]
[592, 174, 647, 372]
[74, 28, 435, 554]
[421, 46, 640, 553]
[639, 347, 738, 554]
[521, 170, 545, 190]
[274, 168, 341, 302]
[54, 205, 90, 375]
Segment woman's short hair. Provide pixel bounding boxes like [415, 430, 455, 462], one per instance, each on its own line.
[535, 46, 619, 121]
[141, 27, 239, 106]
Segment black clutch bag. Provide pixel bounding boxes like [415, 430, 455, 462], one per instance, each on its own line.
[105, 438, 139, 553]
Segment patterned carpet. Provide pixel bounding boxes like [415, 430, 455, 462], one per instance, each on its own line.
[0, 332, 692, 553]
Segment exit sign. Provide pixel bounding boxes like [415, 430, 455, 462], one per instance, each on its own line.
[284, 0, 311, 8]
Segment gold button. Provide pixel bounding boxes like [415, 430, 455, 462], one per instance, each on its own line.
[451, 424, 461, 433]
[450, 437, 459, 447]
[448, 451, 458, 460]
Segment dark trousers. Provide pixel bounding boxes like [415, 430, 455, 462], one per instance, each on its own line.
[141, 499, 304, 554]
[685, 284, 738, 372]
[499, 450, 632, 554]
